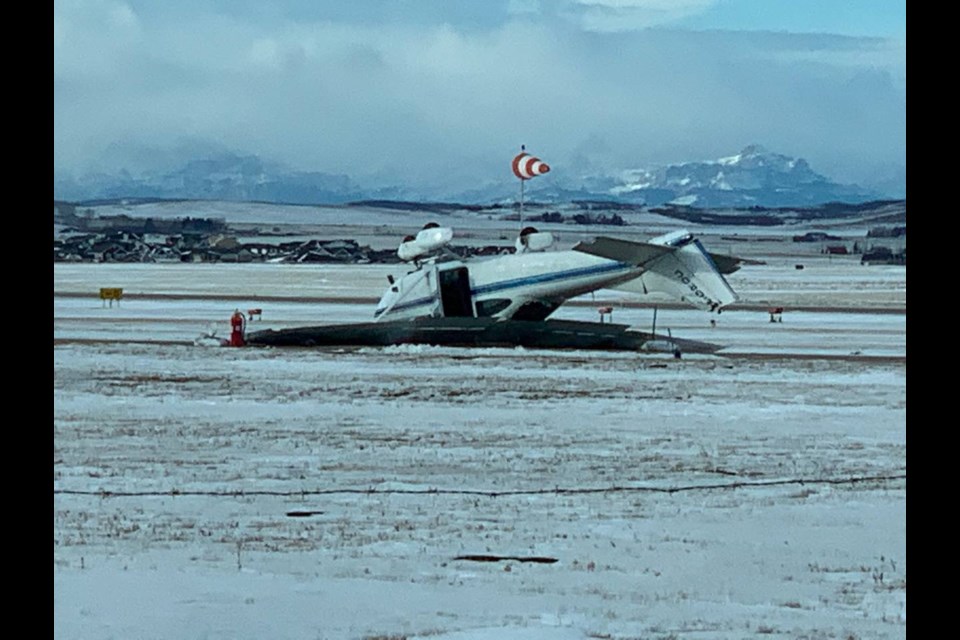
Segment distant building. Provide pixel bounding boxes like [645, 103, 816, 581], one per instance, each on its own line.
[867, 226, 907, 238]
[861, 246, 906, 265]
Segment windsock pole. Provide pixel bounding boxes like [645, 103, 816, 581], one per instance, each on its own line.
[518, 144, 526, 231]
[519, 175, 525, 230]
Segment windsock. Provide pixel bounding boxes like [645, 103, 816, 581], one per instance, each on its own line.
[512, 150, 550, 180]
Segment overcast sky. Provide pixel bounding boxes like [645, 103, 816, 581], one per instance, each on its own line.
[53, 0, 906, 195]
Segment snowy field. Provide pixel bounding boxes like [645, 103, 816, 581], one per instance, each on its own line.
[67, 199, 907, 251]
[54, 257, 906, 639]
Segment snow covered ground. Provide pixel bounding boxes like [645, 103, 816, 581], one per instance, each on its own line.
[54, 259, 906, 639]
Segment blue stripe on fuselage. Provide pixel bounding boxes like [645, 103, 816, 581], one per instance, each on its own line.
[374, 295, 436, 317]
[470, 261, 633, 296]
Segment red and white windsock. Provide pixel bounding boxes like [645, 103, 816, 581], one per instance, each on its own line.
[512, 150, 550, 180]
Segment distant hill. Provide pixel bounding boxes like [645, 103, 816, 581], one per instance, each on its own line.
[54, 146, 892, 208]
[54, 154, 366, 205]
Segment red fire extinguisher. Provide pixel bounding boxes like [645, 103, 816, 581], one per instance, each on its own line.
[229, 309, 246, 347]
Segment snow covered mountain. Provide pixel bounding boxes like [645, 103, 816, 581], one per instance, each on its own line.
[54, 145, 882, 208]
[599, 145, 878, 207]
[53, 154, 367, 205]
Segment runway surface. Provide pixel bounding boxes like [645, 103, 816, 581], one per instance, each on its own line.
[54, 257, 906, 639]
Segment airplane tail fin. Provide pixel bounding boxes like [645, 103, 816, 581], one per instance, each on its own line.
[608, 233, 738, 312]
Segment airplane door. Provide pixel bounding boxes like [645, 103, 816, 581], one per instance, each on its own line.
[438, 266, 475, 317]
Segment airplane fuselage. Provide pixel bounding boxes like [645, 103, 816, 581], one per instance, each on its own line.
[375, 251, 643, 322]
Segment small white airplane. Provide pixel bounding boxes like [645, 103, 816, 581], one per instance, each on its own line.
[374, 224, 742, 323]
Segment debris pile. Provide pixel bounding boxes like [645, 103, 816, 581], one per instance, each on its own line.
[54, 231, 510, 264]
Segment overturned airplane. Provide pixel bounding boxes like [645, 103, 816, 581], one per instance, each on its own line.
[244, 224, 745, 354]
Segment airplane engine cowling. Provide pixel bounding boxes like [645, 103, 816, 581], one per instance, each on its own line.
[397, 225, 454, 261]
[515, 226, 555, 253]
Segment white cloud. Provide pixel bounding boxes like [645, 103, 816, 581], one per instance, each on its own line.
[574, 0, 714, 9]
[53, 5, 905, 195]
[106, 2, 140, 31]
[568, 0, 718, 32]
[54, 0, 144, 80]
[769, 36, 906, 90]
[248, 38, 282, 70]
[507, 0, 542, 15]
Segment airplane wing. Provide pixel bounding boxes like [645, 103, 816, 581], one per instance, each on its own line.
[572, 236, 673, 266]
[707, 252, 743, 275]
[573, 236, 755, 275]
